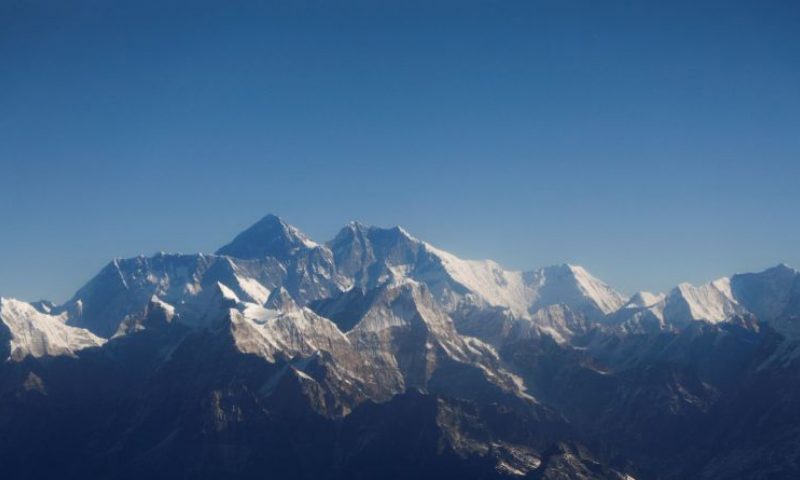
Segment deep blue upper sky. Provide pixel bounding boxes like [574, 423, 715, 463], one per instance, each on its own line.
[1, 0, 799, 302]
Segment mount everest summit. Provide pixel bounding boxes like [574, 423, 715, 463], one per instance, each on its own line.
[2, 213, 800, 480]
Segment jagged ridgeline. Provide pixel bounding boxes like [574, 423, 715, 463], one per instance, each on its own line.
[2, 214, 800, 480]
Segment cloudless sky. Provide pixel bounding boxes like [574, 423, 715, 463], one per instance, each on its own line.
[1, 0, 799, 302]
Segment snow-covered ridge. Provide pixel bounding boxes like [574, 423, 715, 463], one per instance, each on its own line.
[58, 253, 287, 337]
[0, 297, 105, 361]
[326, 220, 627, 320]
[5, 213, 798, 360]
[672, 277, 742, 323]
[427, 246, 626, 320]
[564, 264, 797, 331]
[423, 243, 534, 316]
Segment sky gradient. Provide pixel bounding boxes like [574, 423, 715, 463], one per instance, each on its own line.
[1, 0, 799, 302]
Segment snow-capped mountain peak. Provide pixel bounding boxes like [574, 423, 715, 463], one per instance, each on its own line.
[730, 263, 800, 323]
[524, 263, 627, 320]
[329, 220, 627, 321]
[562, 263, 628, 314]
[216, 214, 319, 261]
[667, 277, 742, 323]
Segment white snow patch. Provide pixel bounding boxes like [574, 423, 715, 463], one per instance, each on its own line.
[0, 297, 105, 361]
[676, 277, 741, 322]
[235, 274, 270, 305]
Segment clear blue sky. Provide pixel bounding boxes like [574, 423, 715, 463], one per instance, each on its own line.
[1, 0, 799, 302]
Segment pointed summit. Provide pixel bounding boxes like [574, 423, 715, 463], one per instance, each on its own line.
[625, 291, 665, 309]
[524, 264, 627, 319]
[730, 263, 800, 321]
[328, 222, 424, 283]
[216, 214, 318, 261]
[766, 263, 798, 274]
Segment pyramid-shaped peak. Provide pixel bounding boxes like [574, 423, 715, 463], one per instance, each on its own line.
[766, 263, 798, 274]
[345, 220, 368, 230]
[331, 221, 370, 243]
[525, 263, 627, 317]
[216, 214, 318, 261]
[626, 291, 665, 309]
